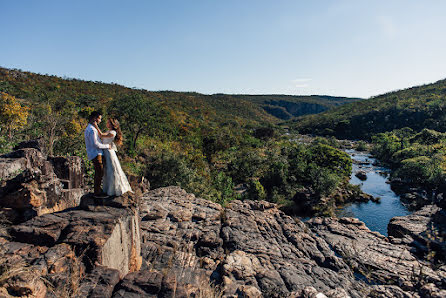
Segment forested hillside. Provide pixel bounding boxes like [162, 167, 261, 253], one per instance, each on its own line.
[234, 94, 361, 120]
[0, 67, 353, 214]
[292, 78, 446, 139]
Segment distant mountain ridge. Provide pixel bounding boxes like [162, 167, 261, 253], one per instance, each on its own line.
[223, 94, 362, 120]
[291, 78, 446, 139]
[0, 67, 360, 124]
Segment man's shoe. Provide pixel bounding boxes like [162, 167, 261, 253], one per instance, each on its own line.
[93, 193, 109, 199]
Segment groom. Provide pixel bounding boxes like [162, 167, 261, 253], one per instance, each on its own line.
[85, 111, 111, 198]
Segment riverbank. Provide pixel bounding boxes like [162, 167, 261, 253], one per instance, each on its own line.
[337, 149, 410, 236]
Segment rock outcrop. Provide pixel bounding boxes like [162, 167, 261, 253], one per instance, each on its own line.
[0, 194, 142, 297]
[389, 204, 446, 262]
[0, 145, 85, 223]
[1, 142, 445, 297]
[137, 186, 446, 297]
[0, 143, 141, 297]
[308, 216, 446, 297]
[355, 171, 367, 181]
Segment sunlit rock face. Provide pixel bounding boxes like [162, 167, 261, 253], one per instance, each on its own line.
[0, 144, 85, 223]
[1, 141, 445, 297]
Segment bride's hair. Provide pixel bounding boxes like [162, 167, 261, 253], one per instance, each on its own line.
[109, 118, 123, 146]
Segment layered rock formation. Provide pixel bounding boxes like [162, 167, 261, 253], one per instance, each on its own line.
[308, 217, 446, 297]
[389, 205, 446, 262]
[0, 144, 85, 223]
[0, 194, 142, 297]
[1, 143, 445, 297]
[137, 187, 446, 297]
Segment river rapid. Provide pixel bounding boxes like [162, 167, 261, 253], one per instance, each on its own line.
[336, 149, 410, 236]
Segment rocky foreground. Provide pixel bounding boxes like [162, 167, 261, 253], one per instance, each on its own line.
[0, 144, 445, 297]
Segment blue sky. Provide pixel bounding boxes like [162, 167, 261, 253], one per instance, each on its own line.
[1, 0, 446, 98]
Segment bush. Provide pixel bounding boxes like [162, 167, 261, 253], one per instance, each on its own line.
[211, 171, 238, 205]
[145, 152, 206, 195]
[254, 127, 275, 140]
[355, 141, 368, 151]
[0, 135, 16, 155]
[228, 149, 265, 184]
[393, 156, 443, 186]
[246, 179, 266, 201]
[308, 166, 341, 197]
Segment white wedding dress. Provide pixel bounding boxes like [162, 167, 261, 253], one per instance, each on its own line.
[102, 130, 132, 196]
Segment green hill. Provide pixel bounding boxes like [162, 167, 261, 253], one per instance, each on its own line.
[0, 67, 354, 213]
[0, 67, 277, 129]
[229, 94, 362, 120]
[291, 78, 446, 139]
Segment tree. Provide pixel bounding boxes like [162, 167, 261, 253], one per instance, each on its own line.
[309, 143, 352, 177]
[0, 92, 30, 139]
[109, 93, 168, 151]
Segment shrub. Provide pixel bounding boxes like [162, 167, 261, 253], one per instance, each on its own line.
[211, 171, 238, 205]
[145, 152, 206, 195]
[393, 156, 443, 186]
[308, 166, 341, 198]
[355, 141, 368, 151]
[246, 179, 267, 201]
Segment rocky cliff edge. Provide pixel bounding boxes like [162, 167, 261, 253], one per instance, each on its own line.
[0, 143, 445, 297]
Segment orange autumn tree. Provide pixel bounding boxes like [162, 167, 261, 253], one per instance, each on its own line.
[0, 92, 30, 139]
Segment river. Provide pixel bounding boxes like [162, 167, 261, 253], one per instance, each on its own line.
[336, 149, 410, 236]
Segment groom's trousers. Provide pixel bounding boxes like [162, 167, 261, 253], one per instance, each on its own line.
[92, 155, 104, 194]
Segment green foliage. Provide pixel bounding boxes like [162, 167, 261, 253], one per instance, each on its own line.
[0, 136, 16, 155]
[211, 171, 238, 205]
[292, 78, 446, 139]
[371, 132, 403, 162]
[228, 149, 266, 184]
[246, 179, 267, 200]
[410, 128, 446, 145]
[394, 156, 444, 186]
[109, 93, 171, 153]
[0, 67, 355, 211]
[308, 166, 342, 198]
[311, 136, 340, 148]
[371, 128, 446, 189]
[145, 151, 205, 194]
[308, 144, 352, 177]
[355, 141, 368, 151]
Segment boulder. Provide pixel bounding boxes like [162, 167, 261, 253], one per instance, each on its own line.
[139, 187, 223, 292]
[9, 193, 141, 277]
[112, 269, 191, 298]
[76, 266, 121, 298]
[388, 205, 446, 261]
[308, 216, 445, 293]
[0, 146, 85, 223]
[13, 138, 47, 155]
[355, 171, 367, 181]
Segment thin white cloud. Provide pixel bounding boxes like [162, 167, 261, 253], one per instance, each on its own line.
[292, 78, 311, 88]
[292, 78, 312, 83]
[294, 84, 309, 88]
[377, 16, 397, 39]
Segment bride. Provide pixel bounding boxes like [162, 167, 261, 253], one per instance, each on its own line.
[94, 118, 132, 196]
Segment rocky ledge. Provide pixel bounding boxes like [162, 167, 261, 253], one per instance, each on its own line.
[0, 194, 142, 297]
[0, 143, 85, 223]
[1, 185, 446, 297]
[136, 187, 446, 297]
[389, 204, 446, 262]
[1, 143, 445, 297]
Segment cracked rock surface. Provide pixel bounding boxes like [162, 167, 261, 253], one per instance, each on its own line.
[139, 187, 446, 297]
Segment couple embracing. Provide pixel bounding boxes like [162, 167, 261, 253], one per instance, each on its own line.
[84, 111, 132, 198]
